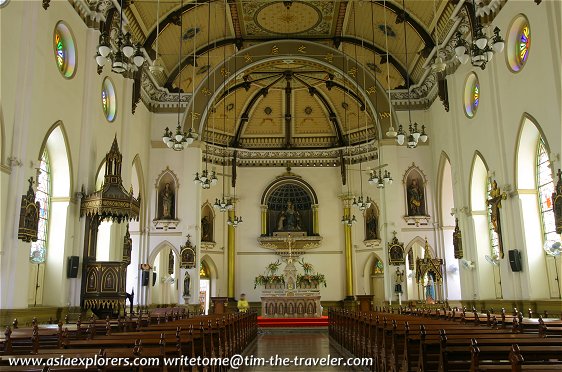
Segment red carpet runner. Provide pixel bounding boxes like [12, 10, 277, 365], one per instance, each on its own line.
[257, 316, 329, 328]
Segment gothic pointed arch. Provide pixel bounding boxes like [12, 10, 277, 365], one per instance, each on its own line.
[38, 121, 73, 198]
[515, 113, 558, 299]
[200, 201, 215, 244]
[131, 155, 146, 226]
[154, 167, 180, 223]
[364, 203, 380, 242]
[469, 151, 503, 299]
[403, 164, 429, 225]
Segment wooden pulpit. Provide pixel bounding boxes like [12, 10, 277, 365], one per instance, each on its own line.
[356, 295, 373, 313]
[210, 297, 229, 314]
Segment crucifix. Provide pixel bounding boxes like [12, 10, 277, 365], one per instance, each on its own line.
[284, 233, 295, 263]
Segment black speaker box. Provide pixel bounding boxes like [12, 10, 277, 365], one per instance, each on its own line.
[67, 256, 79, 278]
[152, 272, 157, 286]
[141, 271, 150, 286]
[508, 249, 522, 272]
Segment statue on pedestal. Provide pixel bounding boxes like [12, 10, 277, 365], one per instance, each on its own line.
[277, 201, 302, 231]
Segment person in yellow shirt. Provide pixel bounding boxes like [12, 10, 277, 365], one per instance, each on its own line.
[237, 293, 249, 312]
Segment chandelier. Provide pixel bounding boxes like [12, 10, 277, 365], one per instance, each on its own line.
[194, 169, 218, 189]
[95, 0, 145, 75]
[453, 1, 504, 70]
[161, 0, 198, 150]
[391, 0, 429, 149]
[227, 215, 243, 228]
[341, 214, 357, 226]
[214, 196, 233, 212]
[352, 196, 372, 212]
[368, 169, 393, 189]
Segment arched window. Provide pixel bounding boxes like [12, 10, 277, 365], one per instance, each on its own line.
[30, 150, 51, 264]
[536, 139, 557, 243]
[486, 178, 500, 258]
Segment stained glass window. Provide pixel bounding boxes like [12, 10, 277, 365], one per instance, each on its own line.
[101, 78, 117, 122]
[518, 25, 530, 65]
[30, 151, 51, 264]
[486, 178, 500, 258]
[536, 139, 557, 243]
[507, 15, 530, 72]
[53, 22, 76, 78]
[464, 73, 479, 118]
[373, 259, 384, 274]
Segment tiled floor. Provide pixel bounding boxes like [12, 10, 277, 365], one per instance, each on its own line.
[236, 329, 366, 371]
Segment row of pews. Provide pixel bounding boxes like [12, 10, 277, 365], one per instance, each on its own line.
[0, 308, 257, 371]
[329, 306, 562, 372]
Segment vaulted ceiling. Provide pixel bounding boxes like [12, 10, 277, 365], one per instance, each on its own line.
[80, 0, 505, 151]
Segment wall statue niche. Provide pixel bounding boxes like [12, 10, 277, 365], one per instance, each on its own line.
[153, 168, 179, 228]
[262, 177, 318, 237]
[364, 204, 380, 241]
[403, 164, 429, 222]
[201, 203, 214, 243]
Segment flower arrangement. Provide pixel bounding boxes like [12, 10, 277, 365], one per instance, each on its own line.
[254, 274, 285, 289]
[296, 273, 327, 288]
[266, 260, 282, 275]
[298, 259, 314, 274]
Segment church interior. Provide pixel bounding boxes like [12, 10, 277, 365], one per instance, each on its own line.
[1, 0, 561, 369]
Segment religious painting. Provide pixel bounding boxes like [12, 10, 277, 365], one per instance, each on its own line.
[180, 235, 196, 269]
[388, 234, 405, 265]
[364, 204, 379, 241]
[154, 167, 179, 220]
[403, 165, 427, 217]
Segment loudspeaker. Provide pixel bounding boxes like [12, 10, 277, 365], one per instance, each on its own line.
[508, 249, 522, 272]
[67, 256, 79, 278]
[152, 272, 157, 286]
[141, 271, 150, 286]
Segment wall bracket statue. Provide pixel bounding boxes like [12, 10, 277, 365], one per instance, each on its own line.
[486, 179, 507, 258]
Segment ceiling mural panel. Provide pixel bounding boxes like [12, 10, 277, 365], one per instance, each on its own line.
[345, 2, 423, 77]
[242, 90, 284, 137]
[293, 93, 334, 137]
[154, 2, 231, 73]
[239, 0, 338, 38]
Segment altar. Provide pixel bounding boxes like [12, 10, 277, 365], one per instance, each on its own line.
[261, 295, 322, 318]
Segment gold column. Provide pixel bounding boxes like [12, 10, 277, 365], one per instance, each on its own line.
[260, 205, 268, 236]
[312, 204, 319, 235]
[227, 208, 236, 299]
[340, 196, 354, 298]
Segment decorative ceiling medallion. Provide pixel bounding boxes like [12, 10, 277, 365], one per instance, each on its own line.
[226, 103, 235, 111]
[264, 107, 273, 115]
[304, 106, 313, 115]
[254, 2, 321, 35]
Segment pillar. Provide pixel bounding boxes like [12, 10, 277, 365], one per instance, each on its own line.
[340, 195, 354, 299]
[260, 205, 267, 236]
[227, 208, 236, 299]
[312, 204, 319, 235]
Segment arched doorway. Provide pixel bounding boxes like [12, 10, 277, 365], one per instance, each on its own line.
[199, 261, 211, 314]
[149, 243, 179, 306]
